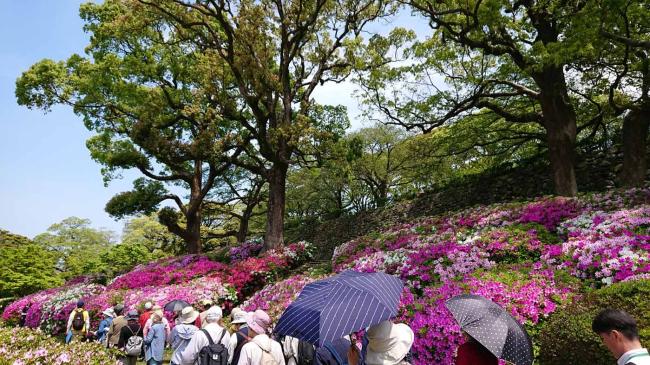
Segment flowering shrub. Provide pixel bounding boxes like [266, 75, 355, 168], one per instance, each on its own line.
[230, 238, 264, 262]
[3, 241, 314, 335]
[241, 275, 320, 320]
[0, 326, 120, 364]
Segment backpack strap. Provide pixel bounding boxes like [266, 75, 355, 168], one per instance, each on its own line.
[201, 329, 214, 346]
[325, 343, 346, 365]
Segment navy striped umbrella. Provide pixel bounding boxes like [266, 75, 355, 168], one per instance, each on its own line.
[274, 270, 403, 346]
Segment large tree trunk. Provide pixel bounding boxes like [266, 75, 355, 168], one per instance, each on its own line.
[537, 68, 578, 197]
[185, 212, 202, 254]
[185, 162, 204, 254]
[264, 163, 288, 250]
[620, 108, 650, 187]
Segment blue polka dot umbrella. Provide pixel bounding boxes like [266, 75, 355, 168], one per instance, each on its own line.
[445, 294, 534, 365]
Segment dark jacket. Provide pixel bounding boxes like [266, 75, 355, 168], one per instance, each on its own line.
[118, 322, 143, 350]
[316, 338, 356, 365]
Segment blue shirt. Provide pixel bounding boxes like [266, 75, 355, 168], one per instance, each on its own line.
[97, 317, 113, 343]
[144, 323, 167, 362]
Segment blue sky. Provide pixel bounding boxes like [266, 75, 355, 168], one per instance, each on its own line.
[0, 1, 428, 239]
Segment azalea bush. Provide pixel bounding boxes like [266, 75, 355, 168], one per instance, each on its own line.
[242, 275, 321, 320]
[329, 187, 650, 364]
[0, 326, 120, 365]
[3, 240, 314, 335]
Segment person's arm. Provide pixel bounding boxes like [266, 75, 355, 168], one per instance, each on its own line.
[144, 325, 156, 345]
[117, 327, 127, 349]
[143, 319, 151, 338]
[84, 311, 90, 334]
[164, 318, 171, 338]
[66, 311, 74, 333]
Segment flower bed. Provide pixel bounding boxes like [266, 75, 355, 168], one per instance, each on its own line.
[241, 275, 321, 320]
[2, 240, 315, 335]
[0, 326, 120, 364]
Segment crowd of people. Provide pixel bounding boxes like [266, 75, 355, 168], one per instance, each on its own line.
[59, 299, 648, 365]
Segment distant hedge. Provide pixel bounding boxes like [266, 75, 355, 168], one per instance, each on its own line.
[538, 279, 650, 365]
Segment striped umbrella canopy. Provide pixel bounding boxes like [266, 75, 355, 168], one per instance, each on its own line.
[274, 270, 404, 346]
[445, 294, 534, 365]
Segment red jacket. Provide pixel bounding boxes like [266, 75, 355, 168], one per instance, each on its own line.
[455, 341, 499, 365]
[139, 310, 152, 328]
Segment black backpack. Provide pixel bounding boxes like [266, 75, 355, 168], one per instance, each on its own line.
[198, 329, 228, 365]
[296, 339, 316, 365]
[72, 310, 85, 331]
[231, 330, 249, 365]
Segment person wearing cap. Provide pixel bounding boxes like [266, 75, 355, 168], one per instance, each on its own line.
[108, 304, 127, 348]
[196, 299, 214, 329]
[170, 306, 200, 365]
[140, 302, 154, 328]
[144, 313, 167, 365]
[144, 305, 171, 338]
[351, 320, 414, 365]
[228, 308, 251, 365]
[118, 309, 143, 365]
[180, 306, 231, 364]
[237, 309, 285, 365]
[95, 307, 116, 344]
[65, 300, 90, 344]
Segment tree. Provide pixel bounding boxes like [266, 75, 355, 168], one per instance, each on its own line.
[0, 230, 62, 298]
[358, 1, 605, 196]
[596, 0, 650, 187]
[121, 214, 185, 255]
[16, 1, 245, 254]
[32, 217, 114, 280]
[138, 0, 389, 249]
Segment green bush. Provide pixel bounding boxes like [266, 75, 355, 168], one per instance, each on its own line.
[538, 279, 650, 365]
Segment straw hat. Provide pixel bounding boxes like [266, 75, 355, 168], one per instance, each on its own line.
[246, 310, 271, 335]
[365, 321, 414, 365]
[179, 306, 200, 325]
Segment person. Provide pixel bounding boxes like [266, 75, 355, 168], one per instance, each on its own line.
[65, 300, 90, 344]
[281, 336, 316, 365]
[229, 308, 250, 365]
[118, 310, 143, 365]
[592, 309, 650, 365]
[144, 305, 171, 338]
[180, 308, 231, 364]
[455, 332, 498, 365]
[19, 305, 29, 327]
[144, 313, 167, 365]
[354, 320, 414, 365]
[316, 337, 357, 365]
[96, 307, 115, 345]
[169, 306, 200, 365]
[108, 304, 127, 348]
[237, 309, 285, 365]
[197, 299, 214, 329]
[140, 302, 154, 328]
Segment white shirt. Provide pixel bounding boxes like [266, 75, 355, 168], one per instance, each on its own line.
[179, 323, 230, 365]
[237, 334, 286, 365]
[618, 348, 650, 365]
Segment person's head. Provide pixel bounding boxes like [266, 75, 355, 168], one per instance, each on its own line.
[200, 299, 213, 311]
[114, 304, 125, 316]
[205, 306, 223, 325]
[151, 313, 162, 324]
[365, 321, 414, 365]
[76, 300, 85, 309]
[231, 308, 248, 331]
[126, 310, 139, 323]
[102, 307, 115, 319]
[592, 309, 642, 358]
[179, 306, 200, 325]
[246, 309, 271, 337]
[144, 302, 153, 311]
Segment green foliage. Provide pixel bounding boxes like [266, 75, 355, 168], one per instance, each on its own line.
[538, 279, 650, 365]
[121, 214, 184, 255]
[33, 217, 114, 280]
[0, 230, 63, 298]
[99, 242, 157, 278]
